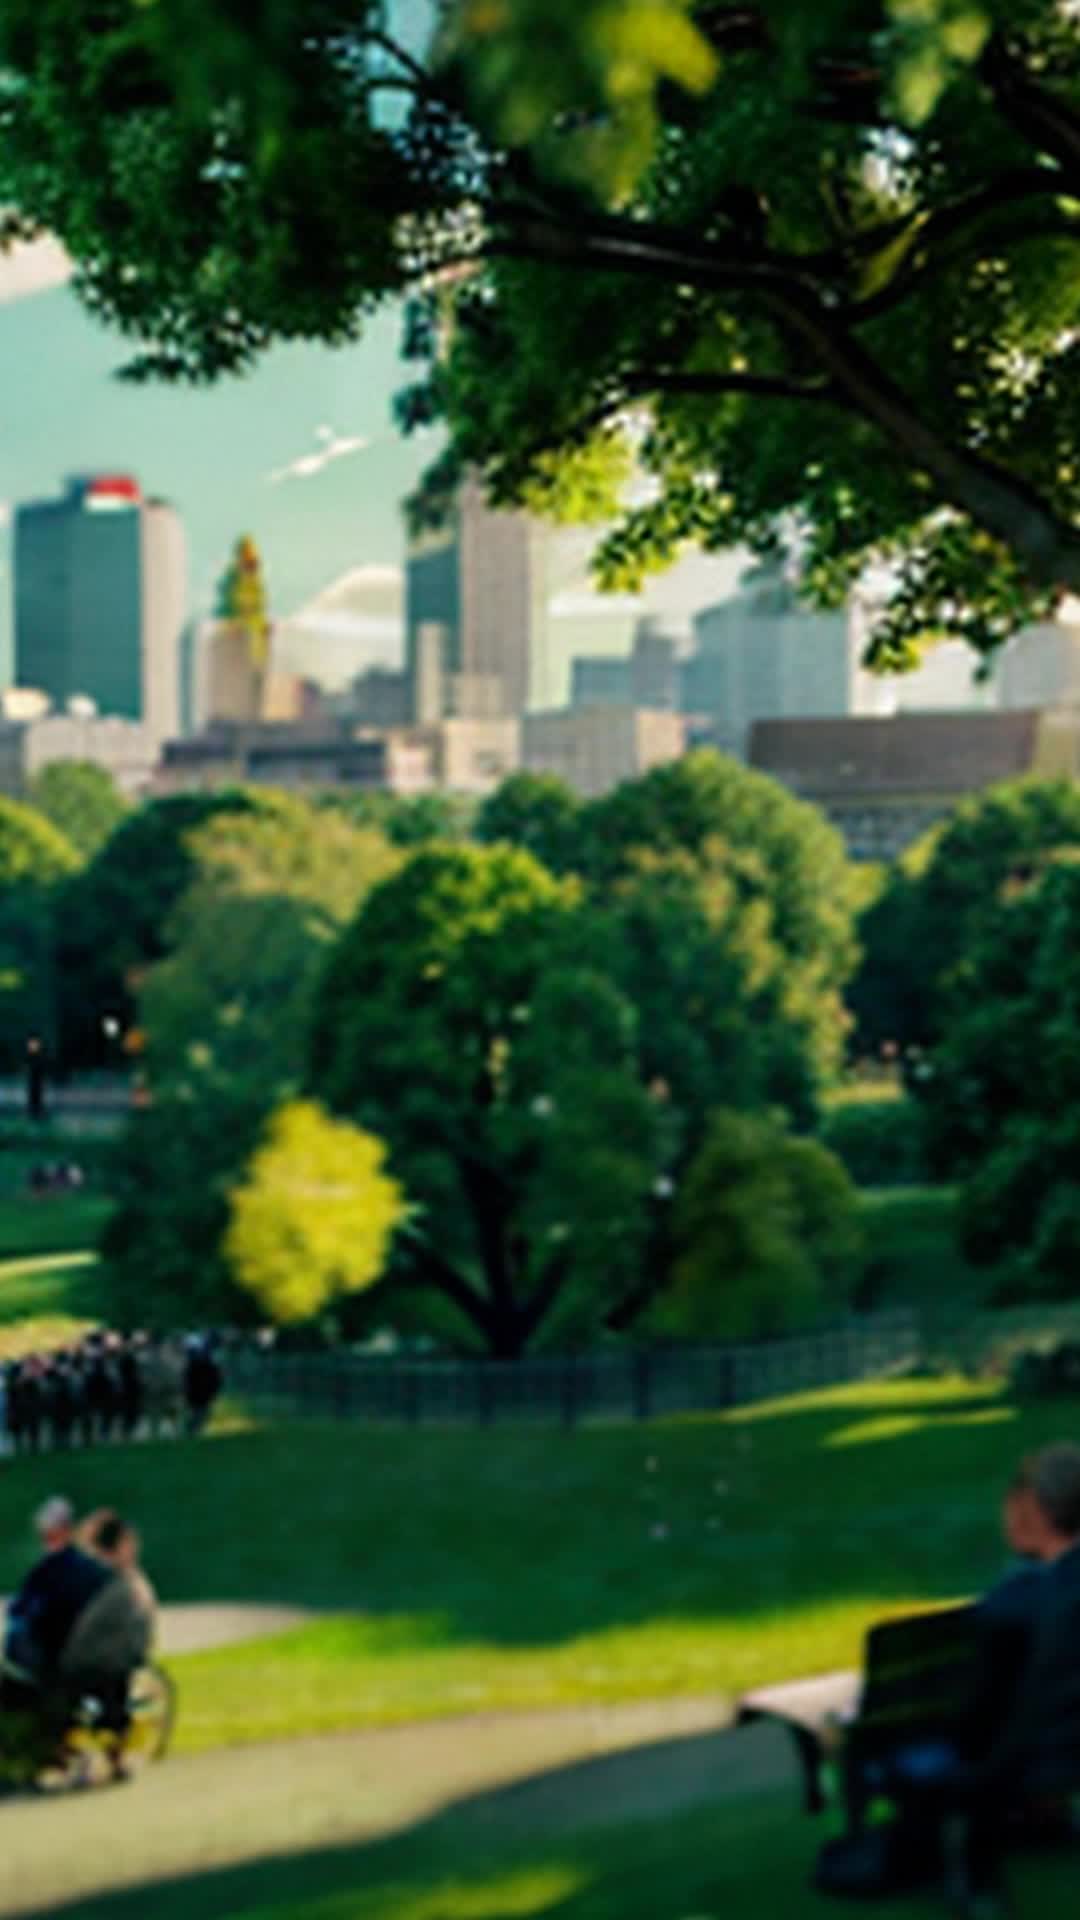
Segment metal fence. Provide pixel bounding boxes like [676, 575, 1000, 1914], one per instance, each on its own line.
[227, 1310, 920, 1430]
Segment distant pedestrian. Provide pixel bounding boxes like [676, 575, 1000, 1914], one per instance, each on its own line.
[19, 1364, 43, 1454]
[183, 1339, 223, 1436]
[118, 1339, 143, 1441]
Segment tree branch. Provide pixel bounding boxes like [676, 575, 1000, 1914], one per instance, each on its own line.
[493, 213, 1080, 594]
[410, 1240, 499, 1345]
[369, 29, 433, 91]
[982, 35, 1080, 188]
[632, 368, 847, 405]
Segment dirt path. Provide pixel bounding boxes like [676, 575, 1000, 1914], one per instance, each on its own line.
[3, 1697, 797, 1917]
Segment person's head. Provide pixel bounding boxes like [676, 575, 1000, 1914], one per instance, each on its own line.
[1013, 1445, 1080, 1562]
[84, 1509, 139, 1571]
[34, 1496, 74, 1553]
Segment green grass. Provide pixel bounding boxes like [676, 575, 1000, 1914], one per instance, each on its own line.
[854, 1186, 1009, 1313]
[0, 1178, 112, 1353]
[51, 1787, 1080, 1920]
[0, 1375, 1072, 1754]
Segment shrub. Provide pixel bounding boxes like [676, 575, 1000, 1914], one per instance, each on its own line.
[821, 1097, 927, 1187]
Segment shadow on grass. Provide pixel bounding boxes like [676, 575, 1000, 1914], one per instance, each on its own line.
[25, 1724, 1080, 1920]
[0, 1377, 1042, 1648]
[9, 1730, 856, 1920]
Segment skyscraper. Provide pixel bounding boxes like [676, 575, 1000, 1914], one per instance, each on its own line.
[405, 475, 548, 722]
[14, 475, 185, 741]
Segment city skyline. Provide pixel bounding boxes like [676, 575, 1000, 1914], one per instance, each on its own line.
[0, 275, 438, 676]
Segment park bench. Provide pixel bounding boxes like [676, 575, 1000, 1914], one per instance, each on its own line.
[736, 1603, 979, 1819]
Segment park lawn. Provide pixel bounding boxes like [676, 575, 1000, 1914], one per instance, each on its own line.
[0, 1183, 112, 1354]
[61, 1790, 1080, 1920]
[1, 1374, 1076, 1753]
[0, 1245, 108, 1358]
[855, 1187, 1005, 1314]
[0, 1189, 111, 1266]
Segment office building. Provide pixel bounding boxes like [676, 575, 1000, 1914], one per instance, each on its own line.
[571, 618, 679, 710]
[0, 710, 158, 798]
[750, 708, 1080, 861]
[405, 475, 549, 721]
[14, 475, 185, 742]
[523, 706, 686, 797]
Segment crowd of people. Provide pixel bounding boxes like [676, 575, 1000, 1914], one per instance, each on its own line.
[1, 1496, 157, 1784]
[0, 1335, 223, 1455]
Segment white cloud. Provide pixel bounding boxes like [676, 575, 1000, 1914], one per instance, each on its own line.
[0, 235, 73, 305]
[267, 425, 372, 484]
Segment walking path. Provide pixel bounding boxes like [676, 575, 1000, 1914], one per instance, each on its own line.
[0, 1600, 317, 1656]
[3, 1695, 795, 1917]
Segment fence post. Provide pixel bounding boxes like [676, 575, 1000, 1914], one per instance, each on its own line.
[405, 1365, 422, 1427]
[474, 1364, 494, 1427]
[560, 1355, 578, 1429]
[632, 1348, 653, 1422]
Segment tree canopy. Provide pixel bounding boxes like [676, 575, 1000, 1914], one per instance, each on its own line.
[27, 761, 129, 862]
[0, 796, 80, 1066]
[100, 797, 401, 1327]
[53, 787, 287, 1065]
[226, 1100, 405, 1327]
[309, 842, 675, 1355]
[656, 1108, 862, 1340]
[5, 3, 1080, 661]
[917, 861, 1080, 1296]
[851, 777, 1080, 1052]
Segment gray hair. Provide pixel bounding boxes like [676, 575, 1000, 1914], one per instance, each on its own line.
[34, 1496, 74, 1539]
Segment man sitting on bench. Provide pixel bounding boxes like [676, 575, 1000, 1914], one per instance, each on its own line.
[870, 1443, 1080, 1919]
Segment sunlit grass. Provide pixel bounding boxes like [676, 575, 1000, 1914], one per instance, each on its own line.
[0, 1372, 1065, 1755]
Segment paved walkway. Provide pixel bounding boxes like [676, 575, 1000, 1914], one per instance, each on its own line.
[0, 1600, 316, 1657]
[2, 1696, 797, 1916]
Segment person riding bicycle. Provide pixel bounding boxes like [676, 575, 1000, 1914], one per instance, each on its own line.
[1, 1497, 112, 1769]
[60, 1510, 157, 1781]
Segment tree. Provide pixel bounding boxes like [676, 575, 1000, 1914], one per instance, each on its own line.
[101, 799, 401, 1327]
[851, 777, 1080, 1053]
[916, 861, 1080, 1294]
[6, 4, 1080, 662]
[53, 788, 287, 1066]
[0, 797, 80, 1067]
[225, 1100, 404, 1327]
[476, 773, 584, 874]
[308, 843, 665, 1356]
[139, 799, 400, 1090]
[578, 750, 858, 1092]
[321, 789, 476, 847]
[28, 761, 129, 862]
[655, 1109, 862, 1341]
[99, 1083, 272, 1330]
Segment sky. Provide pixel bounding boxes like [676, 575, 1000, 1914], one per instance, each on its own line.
[0, 262, 436, 655]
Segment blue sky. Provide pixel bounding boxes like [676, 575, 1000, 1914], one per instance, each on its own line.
[0, 281, 435, 649]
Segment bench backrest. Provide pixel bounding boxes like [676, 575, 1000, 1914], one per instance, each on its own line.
[858, 1604, 979, 1744]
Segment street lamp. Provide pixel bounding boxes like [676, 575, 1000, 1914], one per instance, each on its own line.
[25, 1036, 45, 1123]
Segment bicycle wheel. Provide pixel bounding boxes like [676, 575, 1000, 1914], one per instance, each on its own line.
[124, 1663, 176, 1766]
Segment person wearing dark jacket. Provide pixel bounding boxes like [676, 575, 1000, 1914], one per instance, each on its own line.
[888, 1445, 1080, 1919]
[183, 1340, 222, 1435]
[3, 1497, 111, 1688]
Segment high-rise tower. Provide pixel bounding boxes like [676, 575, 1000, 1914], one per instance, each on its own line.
[14, 474, 186, 741]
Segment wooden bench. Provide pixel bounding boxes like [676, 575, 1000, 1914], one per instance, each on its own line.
[736, 1604, 979, 1818]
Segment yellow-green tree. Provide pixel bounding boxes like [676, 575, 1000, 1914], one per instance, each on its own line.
[226, 1100, 405, 1326]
